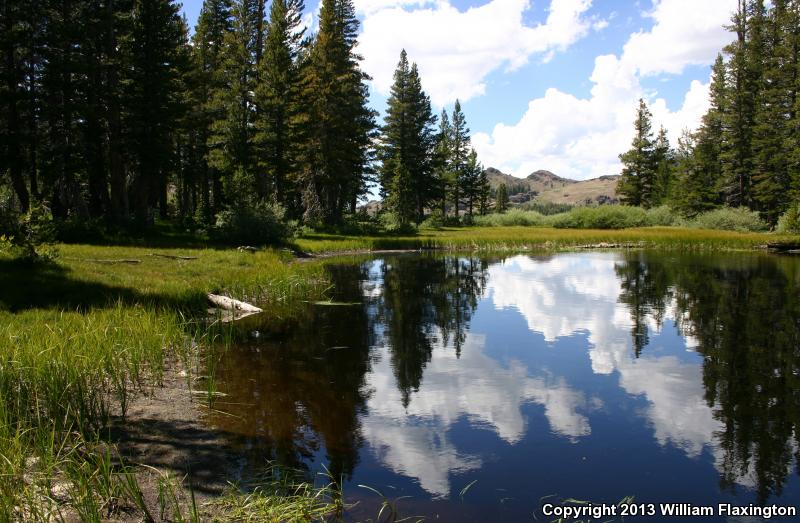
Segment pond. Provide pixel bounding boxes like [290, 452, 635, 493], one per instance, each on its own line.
[208, 251, 800, 521]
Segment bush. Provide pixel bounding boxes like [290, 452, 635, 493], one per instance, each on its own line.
[776, 203, 800, 234]
[0, 198, 58, 261]
[213, 202, 292, 245]
[379, 211, 417, 234]
[55, 215, 107, 243]
[644, 205, 682, 227]
[688, 207, 768, 232]
[420, 209, 446, 228]
[547, 205, 648, 229]
[520, 201, 575, 215]
[474, 208, 545, 227]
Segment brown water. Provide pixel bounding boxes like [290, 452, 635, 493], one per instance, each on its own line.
[208, 251, 800, 521]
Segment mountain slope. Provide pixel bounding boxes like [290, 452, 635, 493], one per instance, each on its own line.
[485, 167, 619, 205]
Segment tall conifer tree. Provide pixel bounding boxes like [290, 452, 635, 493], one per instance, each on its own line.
[617, 99, 656, 207]
[298, 0, 375, 224]
[380, 50, 436, 225]
[254, 0, 305, 211]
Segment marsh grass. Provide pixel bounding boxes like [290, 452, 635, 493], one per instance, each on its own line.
[215, 464, 346, 522]
[294, 226, 794, 254]
[0, 245, 332, 521]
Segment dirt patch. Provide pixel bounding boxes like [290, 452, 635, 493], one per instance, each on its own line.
[106, 362, 244, 520]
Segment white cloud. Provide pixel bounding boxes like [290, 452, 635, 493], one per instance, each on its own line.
[359, 0, 599, 105]
[472, 0, 736, 179]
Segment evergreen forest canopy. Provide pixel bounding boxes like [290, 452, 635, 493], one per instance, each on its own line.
[617, 0, 800, 225]
[0, 0, 485, 239]
[0, 0, 798, 243]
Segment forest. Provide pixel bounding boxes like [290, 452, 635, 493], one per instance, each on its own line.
[2, 0, 800, 247]
[0, 0, 490, 247]
[617, 0, 800, 227]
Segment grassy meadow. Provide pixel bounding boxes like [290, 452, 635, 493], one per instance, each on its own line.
[1, 224, 798, 520]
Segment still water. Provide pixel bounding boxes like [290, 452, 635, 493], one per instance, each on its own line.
[210, 251, 800, 521]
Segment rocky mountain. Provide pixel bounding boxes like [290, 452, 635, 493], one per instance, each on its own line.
[485, 167, 619, 206]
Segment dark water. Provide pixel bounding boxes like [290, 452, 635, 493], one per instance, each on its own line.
[209, 251, 800, 521]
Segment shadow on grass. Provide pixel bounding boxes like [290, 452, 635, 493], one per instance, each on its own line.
[0, 258, 206, 313]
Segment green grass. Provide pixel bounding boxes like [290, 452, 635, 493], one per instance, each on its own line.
[0, 246, 331, 521]
[294, 225, 795, 254]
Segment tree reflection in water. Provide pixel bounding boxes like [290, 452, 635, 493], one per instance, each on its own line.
[616, 252, 800, 502]
[211, 252, 799, 507]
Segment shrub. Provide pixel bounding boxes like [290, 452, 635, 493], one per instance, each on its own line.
[379, 211, 417, 234]
[644, 205, 682, 227]
[213, 202, 292, 245]
[520, 201, 575, 215]
[420, 209, 446, 228]
[548, 205, 648, 229]
[0, 198, 58, 261]
[688, 207, 768, 232]
[55, 215, 107, 243]
[776, 203, 800, 234]
[474, 208, 545, 227]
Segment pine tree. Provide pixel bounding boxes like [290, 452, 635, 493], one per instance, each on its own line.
[191, 0, 233, 221]
[673, 129, 718, 216]
[254, 0, 305, 211]
[209, 0, 262, 207]
[298, 0, 376, 224]
[379, 50, 436, 225]
[721, 0, 763, 207]
[495, 183, 508, 212]
[477, 167, 490, 215]
[0, 0, 31, 212]
[652, 126, 674, 205]
[692, 54, 728, 208]
[449, 99, 470, 218]
[124, 0, 190, 223]
[617, 99, 656, 207]
[462, 148, 483, 217]
[752, 0, 795, 224]
[433, 109, 451, 217]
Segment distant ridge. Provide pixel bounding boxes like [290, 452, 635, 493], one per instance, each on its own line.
[485, 167, 619, 205]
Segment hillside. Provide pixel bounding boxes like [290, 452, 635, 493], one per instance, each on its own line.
[485, 167, 619, 206]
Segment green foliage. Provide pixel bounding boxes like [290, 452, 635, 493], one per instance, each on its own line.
[644, 205, 682, 227]
[379, 210, 418, 234]
[520, 200, 574, 215]
[474, 209, 545, 227]
[617, 99, 656, 207]
[420, 208, 447, 228]
[495, 183, 509, 212]
[213, 202, 293, 244]
[380, 51, 437, 224]
[549, 205, 649, 229]
[0, 201, 58, 261]
[688, 206, 769, 232]
[775, 202, 800, 233]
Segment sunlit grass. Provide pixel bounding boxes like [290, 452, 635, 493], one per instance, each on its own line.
[295, 226, 796, 254]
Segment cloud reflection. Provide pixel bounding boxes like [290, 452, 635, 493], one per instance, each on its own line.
[362, 331, 590, 497]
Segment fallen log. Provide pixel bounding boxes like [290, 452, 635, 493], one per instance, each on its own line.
[207, 294, 263, 323]
[67, 257, 142, 264]
[149, 253, 198, 260]
[207, 293, 262, 313]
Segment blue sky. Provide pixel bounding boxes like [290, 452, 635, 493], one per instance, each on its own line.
[179, 0, 737, 180]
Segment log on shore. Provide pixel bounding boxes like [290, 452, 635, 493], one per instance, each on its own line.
[149, 253, 198, 260]
[207, 294, 262, 313]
